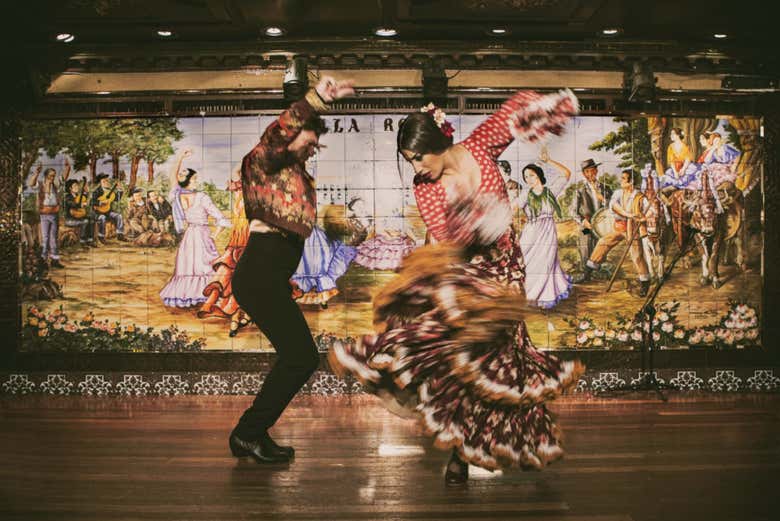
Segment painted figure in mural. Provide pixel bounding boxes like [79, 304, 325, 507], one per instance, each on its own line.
[126, 188, 152, 238]
[517, 151, 572, 308]
[27, 160, 71, 268]
[695, 131, 741, 189]
[330, 90, 584, 484]
[63, 178, 95, 247]
[639, 165, 671, 280]
[159, 150, 231, 308]
[146, 190, 173, 234]
[91, 173, 127, 243]
[289, 225, 357, 308]
[353, 208, 417, 271]
[572, 158, 612, 274]
[198, 165, 252, 336]
[584, 169, 651, 296]
[344, 196, 369, 245]
[658, 128, 700, 189]
[228, 75, 355, 463]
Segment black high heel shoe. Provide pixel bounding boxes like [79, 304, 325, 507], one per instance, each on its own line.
[228, 320, 239, 338]
[444, 452, 468, 485]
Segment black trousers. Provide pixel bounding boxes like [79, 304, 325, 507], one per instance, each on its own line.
[231, 232, 319, 439]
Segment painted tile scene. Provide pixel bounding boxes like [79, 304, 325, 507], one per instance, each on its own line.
[20, 113, 762, 352]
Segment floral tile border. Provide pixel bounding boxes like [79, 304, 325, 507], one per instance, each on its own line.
[1, 368, 779, 396]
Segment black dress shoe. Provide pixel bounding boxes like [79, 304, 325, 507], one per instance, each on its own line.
[260, 431, 295, 459]
[229, 433, 290, 463]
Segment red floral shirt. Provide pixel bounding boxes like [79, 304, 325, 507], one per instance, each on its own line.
[241, 90, 328, 238]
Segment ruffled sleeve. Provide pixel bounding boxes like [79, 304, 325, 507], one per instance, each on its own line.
[462, 89, 579, 162]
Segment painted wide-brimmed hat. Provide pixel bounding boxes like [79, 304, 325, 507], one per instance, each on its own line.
[580, 158, 602, 171]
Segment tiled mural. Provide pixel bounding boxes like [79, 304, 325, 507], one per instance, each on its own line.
[19, 113, 763, 352]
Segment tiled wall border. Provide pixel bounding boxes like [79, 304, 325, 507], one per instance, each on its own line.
[2, 368, 778, 396]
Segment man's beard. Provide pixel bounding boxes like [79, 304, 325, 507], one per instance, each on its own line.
[271, 149, 310, 170]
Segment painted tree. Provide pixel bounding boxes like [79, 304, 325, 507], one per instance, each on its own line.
[64, 119, 115, 183]
[589, 117, 653, 173]
[141, 119, 183, 183]
[19, 120, 70, 182]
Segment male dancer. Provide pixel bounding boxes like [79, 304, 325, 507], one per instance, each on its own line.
[229, 75, 355, 463]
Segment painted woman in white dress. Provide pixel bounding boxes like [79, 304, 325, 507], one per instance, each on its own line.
[517, 149, 572, 308]
[160, 149, 232, 308]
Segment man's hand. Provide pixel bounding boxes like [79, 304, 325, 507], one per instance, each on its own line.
[315, 76, 355, 103]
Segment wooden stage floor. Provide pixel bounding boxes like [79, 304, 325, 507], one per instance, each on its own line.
[1, 393, 778, 521]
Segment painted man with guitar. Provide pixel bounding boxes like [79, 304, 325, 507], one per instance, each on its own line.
[91, 173, 127, 243]
[64, 178, 95, 246]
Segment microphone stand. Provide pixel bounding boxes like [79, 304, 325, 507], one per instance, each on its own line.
[619, 227, 698, 401]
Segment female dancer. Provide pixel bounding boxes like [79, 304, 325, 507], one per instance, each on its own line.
[330, 92, 584, 484]
[198, 165, 251, 336]
[517, 150, 572, 308]
[160, 150, 231, 308]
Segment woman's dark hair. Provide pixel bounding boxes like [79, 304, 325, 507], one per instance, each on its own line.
[396, 112, 454, 182]
[671, 127, 685, 140]
[179, 168, 198, 188]
[397, 112, 453, 155]
[521, 163, 547, 185]
[302, 115, 328, 136]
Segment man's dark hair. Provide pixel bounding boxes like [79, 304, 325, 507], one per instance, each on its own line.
[302, 115, 328, 136]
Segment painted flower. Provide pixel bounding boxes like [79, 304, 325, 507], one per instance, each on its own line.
[586, 329, 595, 338]
[723, 331, 735, 344]
[126, 324, 136, 334]
[38, 328, 49, 337]
[28, 317, 39, 327]
[605, 329, 616, 339]
[64, 324, 78, 333]
[594, 328, 605, 338]
[652, 331, 661, 341]
[746, 328, 759, 340]
[631, 330, 643, 341]
[576, 332, 588, 345]
[53, 322, 63, 330]
[661, 322, 674, 333]
[578, 320, 591, 331]
[703, 331, 716, 343]
[734, 329, 745, 341]
[689, 333, 702, 344]
[736, 304, 749, 315]
[674, 329, 685, 339]
[593, 337, 604, 347]
[617, 331, 629, 342]
[657, 312, 670, 322]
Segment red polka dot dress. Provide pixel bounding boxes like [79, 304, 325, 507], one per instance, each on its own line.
[330, 89, 584, 472]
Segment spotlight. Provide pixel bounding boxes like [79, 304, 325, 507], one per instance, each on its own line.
[490, 28, 507, 35]
[602, 28, 620, 36]
[374, 27, 397, 37]
[157, 30, 173, 37]
[713, 33, 728, 39]
[422, 61, 448, 105]
[283, 57, 309, 102]
[265, 26, 285, 37]
[56, 33, 75, 43]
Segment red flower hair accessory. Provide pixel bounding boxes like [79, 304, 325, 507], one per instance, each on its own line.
[421, 102, 455, 139]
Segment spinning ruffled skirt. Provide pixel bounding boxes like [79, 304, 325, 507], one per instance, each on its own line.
[330, 196, 584, 470]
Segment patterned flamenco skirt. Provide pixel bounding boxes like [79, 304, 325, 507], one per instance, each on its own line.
[329, 243, 585, 470]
